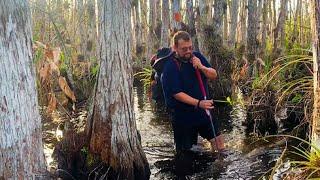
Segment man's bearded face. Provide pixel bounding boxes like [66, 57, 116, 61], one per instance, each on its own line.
[175, 39, 193, 61]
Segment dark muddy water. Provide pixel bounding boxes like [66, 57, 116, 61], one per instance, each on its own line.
[133, 80, 284, 180]
[42, 80, 285, 179]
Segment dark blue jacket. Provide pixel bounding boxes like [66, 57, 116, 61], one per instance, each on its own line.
[161, 52, 212, 125]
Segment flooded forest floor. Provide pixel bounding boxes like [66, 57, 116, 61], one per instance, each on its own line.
[41, 79, 292, 179]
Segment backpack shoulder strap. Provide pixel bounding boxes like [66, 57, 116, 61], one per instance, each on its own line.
[172, 56, 181, 71]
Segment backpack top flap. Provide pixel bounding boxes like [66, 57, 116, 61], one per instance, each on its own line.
[152, 47, 174, 73]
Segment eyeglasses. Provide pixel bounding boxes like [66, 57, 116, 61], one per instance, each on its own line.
[180, 46, 193, 52]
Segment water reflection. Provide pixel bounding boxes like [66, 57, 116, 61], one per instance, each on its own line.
[41, 79, 283, 179]
[133, 80, 283, 179]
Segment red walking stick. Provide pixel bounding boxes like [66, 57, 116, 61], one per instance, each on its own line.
[195, 69, 221, 154]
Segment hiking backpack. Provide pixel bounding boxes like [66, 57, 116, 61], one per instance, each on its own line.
[150, 47, 174, 103]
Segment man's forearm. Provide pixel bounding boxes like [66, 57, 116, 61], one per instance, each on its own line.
[173, 92, 198, 106]
[200, 66, 217, 80]
[173, 92, 214, 109]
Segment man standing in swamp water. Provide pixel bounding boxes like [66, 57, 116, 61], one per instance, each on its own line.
[161, 31, 226, 156]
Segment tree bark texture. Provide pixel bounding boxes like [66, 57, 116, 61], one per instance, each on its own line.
[140, 0, 148, 57]
[207, 0, 213, 24]
[239, 0, 247, 45]
[272, 0, 276, 40]
[256, 0, 263, 39]
[77, 0, 86, 55]
[85, 0, 97, 59]
[186, 0, 198, 51]
[161, 0, 170, 47]
[0, 0, 47, 179]
[261, 0, 268, 57]
[312, 0, 320, 149]
[247, 0, 258, 77]
[156, 0, 162, 41]
[147, 0, 157, 57]
[133, 0, 143, 55]
[223, 1, 228, 44]
[88, 0, 150, 179]
[213, 0, 225, 36]
[272, 0, 288, 58]
[196, 0, 211, 57]
[290, 0, 301, 48]
[228, 0, 239, 48]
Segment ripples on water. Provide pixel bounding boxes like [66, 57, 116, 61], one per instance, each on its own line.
[41, 80, 284, 179]
[133, 81, 284, 180]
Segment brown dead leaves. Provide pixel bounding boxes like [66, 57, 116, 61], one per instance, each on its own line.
[34, 42, 76, 113]
[47, 94, 57, 114]
[58, 77, 76, 102]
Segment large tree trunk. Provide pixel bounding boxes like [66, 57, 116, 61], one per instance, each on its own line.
[199, 0, 232, 99]
[77, 0, 86, 55]
[85, 0, 97, 60]
[261, 0, 268, 58]
[223, 1, 228, 44]
[207, 0, 213, 24]
[311, 0, 320, 149]
[303, 2, 311, 47]
[272, 0, 276, 41]
[0, 0, 47, 178]
[186, 0, 198, 51]
[228, 0, 239, 48]
[272, 0, 288, 58]
[196, 0, 210, 56]
[213, 0, 225, 37]
[156, 0, 162, 42]
[239, 0, 247, 45]
[257, 0, 263, 38]
[140, 0, 148, 58]
[147, 0, 157, 57]
[88, 0, 150, 179]
[161, 0, 170, 47]
[247, 0, 258, 77]
[290, 0, 301, 48]
[133, 0, 143, 56]
[131, 5, 137, 55]
[300, 0, 304, 44]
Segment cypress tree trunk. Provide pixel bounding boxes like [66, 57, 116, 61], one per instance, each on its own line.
[87, 0, 150, 179]
[272, 0, 277, 41]
[85, 0, 97, 60]
[239, 0, 247, 45]
[0, 0, 47, 178]
[257, 0, 263, 39]
[213, 0, 225, 37]
[186, 0, 198, 51]
[223, 1, 228, 44]
[161, 0, 170, 47]
[140, 0, 148, 58]
[272, 0, 288, 59]
[247, 0, 258, 77]
[156, 0, 162, 42]
[311, 0, 320, 150]
[207, 0, 213, 24]
[290, 0, 301, 48]
[147, 0, 157, 57]
[228, 0, 239, 48]
[196, 0, 210, 56]
[77, 0, 85, 55]
[261, 0, 268, 58]
[134, 0, 143, 56]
